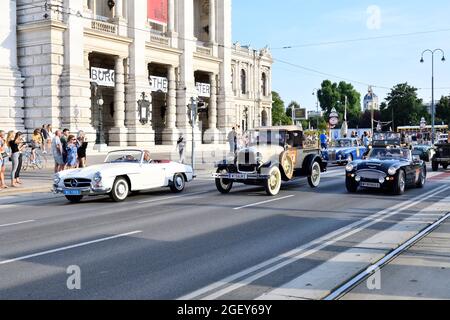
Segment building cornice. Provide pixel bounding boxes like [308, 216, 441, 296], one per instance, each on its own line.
[17, 20, 67, 33]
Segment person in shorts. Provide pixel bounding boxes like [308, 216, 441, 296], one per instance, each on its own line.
[52, 130, 64, 172]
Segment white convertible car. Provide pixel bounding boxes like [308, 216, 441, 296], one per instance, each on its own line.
[53, 150, 194, 203]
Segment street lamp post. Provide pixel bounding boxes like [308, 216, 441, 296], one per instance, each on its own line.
[420, 49, 446, 145]
[312, 89, 320, 131]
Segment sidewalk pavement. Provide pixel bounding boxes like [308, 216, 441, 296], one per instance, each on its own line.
[343, 217, 450, 300]
[0, 150, 222, 197]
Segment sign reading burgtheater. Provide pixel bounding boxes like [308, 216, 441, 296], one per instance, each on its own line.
[196, 82, 211, 98]
[149, 76, 168, 93]
[90, 67, 115, 87]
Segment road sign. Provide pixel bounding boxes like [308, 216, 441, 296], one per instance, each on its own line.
[292, 108, 307, 120]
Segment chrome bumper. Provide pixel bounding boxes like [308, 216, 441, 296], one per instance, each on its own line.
[434, 158, 450, 162]
[212, 173, 270, 180]
[53, 186, 111, 196]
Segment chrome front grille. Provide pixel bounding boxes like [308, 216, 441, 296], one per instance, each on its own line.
[237, 150, 257, 173]
[64, 178, 92, 188]
[356, 170, 386, 180]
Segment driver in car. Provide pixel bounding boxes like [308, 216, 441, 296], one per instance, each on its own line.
[143, 150, 152, 163]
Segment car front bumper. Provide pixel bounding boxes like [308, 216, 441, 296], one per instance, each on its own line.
[433, 158, 450, 162]
[53, 186, 111, 196]
[212, 173, 270, 180]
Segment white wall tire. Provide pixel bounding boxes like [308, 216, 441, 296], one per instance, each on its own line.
[110, 177, 129, 202]
[215, 169, 233, 194]
[307, 161, 321, 188]
[264, 166, 282, 196]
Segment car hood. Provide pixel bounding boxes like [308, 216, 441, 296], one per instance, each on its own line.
[57, 163, 141, 179]
[238, 145, 285, 163]
[352, 159, 408, 171]
[327, 147, 356, 154]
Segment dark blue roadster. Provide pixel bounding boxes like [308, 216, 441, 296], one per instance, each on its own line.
[322, 138, 367, 165]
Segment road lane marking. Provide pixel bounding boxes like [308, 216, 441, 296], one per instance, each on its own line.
[137, 191, 211, 204]
[0, 231, 142, 266]
[233, 195, 295, 210]
[0, 220, 35, 228]
[325, 211, 450, 300]
[179, 184, 450, 300]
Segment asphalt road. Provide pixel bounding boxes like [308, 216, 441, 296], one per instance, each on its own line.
[0, 166, 449, 300]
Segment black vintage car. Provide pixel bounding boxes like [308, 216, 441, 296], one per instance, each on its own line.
[412, 145, 435, 162]
[432, 142, 450, 171]
[345, 144, 426, 195]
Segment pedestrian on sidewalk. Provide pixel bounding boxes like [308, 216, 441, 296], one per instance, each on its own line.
[65, 135, 78, 169]
[9, 131, 25, 188]
[76, 130, 88, 168]
[227, 128, 236, 154]
[0, 130, 9, 190]
[41, 125, 49, 154]
[46, 124, 54, 153]
[52, 130, 64, 173]
[60, 128, 70, 166]
[30, 128, 43, 164]
[176, 135, 185, 164]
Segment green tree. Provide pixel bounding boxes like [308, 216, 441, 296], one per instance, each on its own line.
[436, 95, 450, 125]
[317, 80, 362, 128]
[382, 83, 428, 129]
[271, 91, 292, 125]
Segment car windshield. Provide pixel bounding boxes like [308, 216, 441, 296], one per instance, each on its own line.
[333, 139, 354, 148]
[104, 151, 143, 163]
[368, 148, 410, 160]
[248, 130, 286, 147]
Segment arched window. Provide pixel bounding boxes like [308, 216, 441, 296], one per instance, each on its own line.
[261, 72, 267, 96]
[240, 69, 246, 94]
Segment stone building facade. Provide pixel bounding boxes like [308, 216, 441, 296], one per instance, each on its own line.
[0, 0, 273, 148]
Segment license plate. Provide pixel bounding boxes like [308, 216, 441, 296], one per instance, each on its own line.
[360, 182, 380, 188]
[228, 173, 248, 179]
[64, 189, 81, 196]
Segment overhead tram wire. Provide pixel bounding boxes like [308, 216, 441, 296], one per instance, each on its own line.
[16, 3, 450, 95]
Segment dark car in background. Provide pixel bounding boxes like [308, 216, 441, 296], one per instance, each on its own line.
[412, 145, 435, 162]
[432, 142, 450, 171]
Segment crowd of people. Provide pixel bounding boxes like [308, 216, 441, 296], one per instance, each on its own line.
[0, 125, 89, 190]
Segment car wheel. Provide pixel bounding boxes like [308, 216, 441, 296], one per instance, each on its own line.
[346, 177, 358, 193]
[280, 152, 294, 181]
[443, 164, 449, 170]
[432, 161, 439, 172]
[307, 161, 321, 188]
[65, 195, 83, 203]
[110, 177, 129, 202]
[264, 166, 282, 196]
[170, 173, 186, 193]
[215, 168, 233, 194]
[393, 170, 406, 195]
[416, 168, 426, 188]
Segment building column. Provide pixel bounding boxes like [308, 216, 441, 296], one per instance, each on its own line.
[0, 0, 24, 132]
[109, 56, 128, 146]
[162, 65, 179, 145]
[60, 0, 95, 143]
[167, 0, 178, 47]
[209, 0, 218, 56]
[204, 73, 220, 144]
[126, 0, 154, 147]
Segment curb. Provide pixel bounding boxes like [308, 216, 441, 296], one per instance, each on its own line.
[0, 186, 53, 197]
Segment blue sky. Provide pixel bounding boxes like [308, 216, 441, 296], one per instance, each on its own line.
[232, 0, 450, 111]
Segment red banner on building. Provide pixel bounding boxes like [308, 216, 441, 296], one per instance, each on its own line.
[147, 0, 168, 24]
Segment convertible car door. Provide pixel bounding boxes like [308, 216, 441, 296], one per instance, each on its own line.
[141, 163, 166, 189]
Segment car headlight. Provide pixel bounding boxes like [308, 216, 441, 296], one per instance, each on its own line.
[388, 167, 397, 176]
[53, 175, 61, 185]
[93, 172, 102, 183]
[346, 163, 354, 172]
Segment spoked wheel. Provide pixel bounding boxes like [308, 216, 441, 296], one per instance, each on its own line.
[416, 168, 426, 188]
[215, 168, 233, 194]
[264, 166, 282, 196]
[110, 177, 130, 202]
[307, 161, 321, 188]
[170, 173, 186, 193]
[393, 170, 406, 195]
